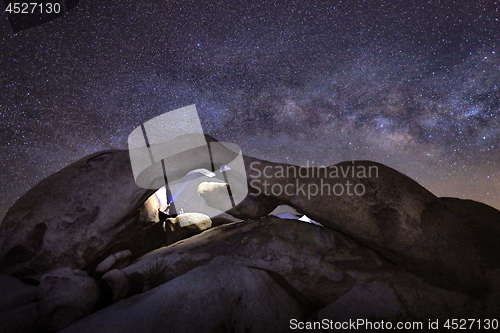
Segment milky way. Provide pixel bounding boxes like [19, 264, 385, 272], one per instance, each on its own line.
[1, 0, 499, 221]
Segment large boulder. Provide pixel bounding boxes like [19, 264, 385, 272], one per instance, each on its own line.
[317, 275, 482, 328]
[61, 263, 305, 333]
[0, 275, 37, 313]
[0, 150, 164, 278]
[200, 158, 499, 293]
[439, 197, 500, 269]
[0, 303, 39, 333]
[165, 213, 212, 239]
[120, 217, 358, 306]
[108, 218, 482, 318]
[61, 217, 488, 332]
[0, 135, 241, 279]
[37, 267, 101, 331]
[318, 280, 405, 323]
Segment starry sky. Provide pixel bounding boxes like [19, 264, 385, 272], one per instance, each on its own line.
[1, 0, 499, 222]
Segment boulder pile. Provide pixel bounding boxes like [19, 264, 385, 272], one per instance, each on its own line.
[0, 146, 499, 332]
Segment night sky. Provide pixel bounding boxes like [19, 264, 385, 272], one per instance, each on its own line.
[1, 0, 499, 222]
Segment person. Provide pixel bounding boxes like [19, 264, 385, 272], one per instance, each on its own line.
[158, 201, 177, 219]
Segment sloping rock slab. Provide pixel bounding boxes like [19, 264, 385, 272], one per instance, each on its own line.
[61, 263, 304, 333]
[120, 217, 483, 319]
[0, 275, 37, 313]
[439, 197, 500, 269]
[0, 150, 161, 278]
[122, 217, 367, 308]
[62, 217, 487, 333]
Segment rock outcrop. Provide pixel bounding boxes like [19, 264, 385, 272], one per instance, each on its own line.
[165, 212, 212, 239]
[37, 267, 101, 331]
[0, 215, 498, 332]
[0, 150, 162, 278]
[0, 139, 499, 332]
[0, 275, 37, 313]
[0, 135, 234, 279]
[58, 217, 486, 332]
[121, 217, 359, 305]
[200, 158, 497, 293]
[1, 144, 498, 294]
[61, 263, 305, 333]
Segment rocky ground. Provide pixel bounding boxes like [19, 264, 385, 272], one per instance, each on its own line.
[0, 148, 499, 332]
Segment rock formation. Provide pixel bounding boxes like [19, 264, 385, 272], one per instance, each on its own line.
[0, 275, 37, 313]
[37, 268, 100, 331]
[165, 212, 212, 240]
[62, 263, 305, 333]
[0, 137, 499, 332]
[56, 218, 491, 332]
[199, 158, 497, 293]
[0, 150, 162, 278]
[0, 135, 234, 279]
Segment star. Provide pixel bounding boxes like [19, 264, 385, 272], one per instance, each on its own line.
[1, 0, 499, 221]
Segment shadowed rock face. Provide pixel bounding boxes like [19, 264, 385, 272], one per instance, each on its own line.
[59, 218, 486, 333]
[1, 140, 498, 297]
[0, 150, 162, 278]
[439, 197, 500, 269]
[201, 158, 498, 294]
[1, 139, 499, 332]
[37, 267, 100, 331]
[0, 135, 239, 279]
[61, 263, 306, 333]
[122, 217, 360, 308]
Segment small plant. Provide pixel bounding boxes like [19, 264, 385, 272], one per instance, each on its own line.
[142, 260, 168, 289]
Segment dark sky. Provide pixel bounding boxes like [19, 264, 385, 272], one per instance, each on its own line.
[1, 0, 499, 221]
